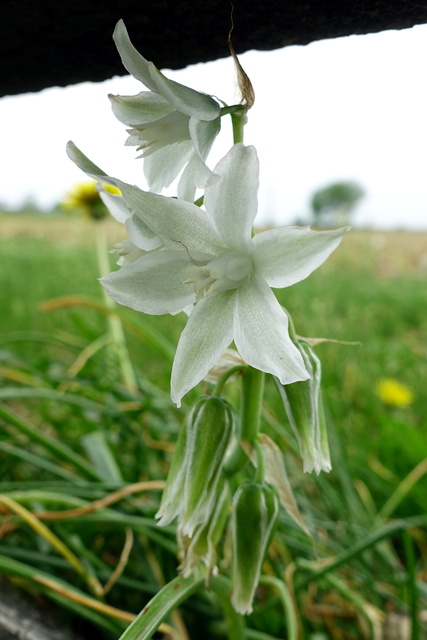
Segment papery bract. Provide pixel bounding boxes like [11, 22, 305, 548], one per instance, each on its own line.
[67, 140, 349, 406]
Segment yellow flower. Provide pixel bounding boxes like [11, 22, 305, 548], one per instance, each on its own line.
[63, 181, 121, 220]
[376, 378, 414, 407]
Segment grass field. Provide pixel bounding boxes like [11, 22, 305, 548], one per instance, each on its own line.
[1, 212, 426, 639]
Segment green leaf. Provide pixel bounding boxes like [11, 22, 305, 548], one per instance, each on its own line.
[118, 574, 204, 640]
[0, 403, 101, 481]
[81, 432, 124, 483]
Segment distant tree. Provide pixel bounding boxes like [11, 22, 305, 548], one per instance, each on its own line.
[310, 181, 365, 228]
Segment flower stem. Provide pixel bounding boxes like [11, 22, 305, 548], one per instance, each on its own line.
[223, 368, 265, 477]
[213, 365, 247, 398]
[94, 221, 138, 394]
[231, 109, 247, 145]
[259, 575, 298, 640]
[210, 575, 245, 640]
[253, 439, 265, 484]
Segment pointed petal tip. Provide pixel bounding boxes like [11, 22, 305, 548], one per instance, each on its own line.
[65, 140, 77, 157]
[113, 18, 126, 38]
[170, 389, 182, 408]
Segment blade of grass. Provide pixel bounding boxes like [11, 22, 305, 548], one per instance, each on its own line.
[81, 431, 124, 483]
[0, 366, 50, 388]
[4, 490, 176, 554]
[0, 387, 109, 413]
[9, 481, 165, 519]
[259, 575, 298, 640]
[323, 572, 384, 637]
[0, 555, 124, 635]
[0, 545, 158, 596]
[403, 529, 419, 640]
[0, 403, 101, 480]
[0, 495, 103, 597]
[41, 295, 176, 362]
[378, 458, 427, 522]
[296, 516, 427, 589]
[0, 441, 84, 482]
[117, 573, 205, 640]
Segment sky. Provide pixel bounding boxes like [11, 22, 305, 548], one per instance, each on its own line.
[1, 23, 427, 230]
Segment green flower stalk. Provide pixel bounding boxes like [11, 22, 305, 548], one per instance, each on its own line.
[156, 396, 234, 537]
[230, 482, 279, 615]
[275, 340, 331, 474]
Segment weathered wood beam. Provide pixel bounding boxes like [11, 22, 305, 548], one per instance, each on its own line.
[2, 0, 427, 96]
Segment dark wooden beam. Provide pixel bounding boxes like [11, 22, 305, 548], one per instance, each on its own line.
[2, 0, 427, 97]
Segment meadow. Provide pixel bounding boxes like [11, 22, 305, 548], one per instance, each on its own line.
[0, 212, 426, 640]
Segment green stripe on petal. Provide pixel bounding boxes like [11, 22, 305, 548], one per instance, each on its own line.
[149, 65, 221, 121]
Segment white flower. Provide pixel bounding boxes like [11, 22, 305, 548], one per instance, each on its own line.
[67, 141, 349, 406]
[110, 20, 221, 200]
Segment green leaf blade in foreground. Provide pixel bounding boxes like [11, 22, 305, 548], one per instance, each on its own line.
[119, 574, 204, 640]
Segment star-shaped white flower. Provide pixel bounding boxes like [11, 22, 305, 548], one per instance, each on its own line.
[110, 20, 221, 200]
[67, 141, 348, 406]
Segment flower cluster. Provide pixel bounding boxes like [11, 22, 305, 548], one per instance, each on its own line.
[68, 138, 347, 406]
[68, 19, 350, 617]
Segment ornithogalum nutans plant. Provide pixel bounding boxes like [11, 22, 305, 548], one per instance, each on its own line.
[68, 18, 350, 638]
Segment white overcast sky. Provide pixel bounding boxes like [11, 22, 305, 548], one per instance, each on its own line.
[1, 23, 427, 229]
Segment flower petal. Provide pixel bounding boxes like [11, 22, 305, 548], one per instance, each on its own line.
[171, 291, 236, 406]
[204, 144, 259, 251]
[100, 249, 194, 315]
[125, 215, 163, 251]
[176, 153, 200, 203]
[252, 225, 350, 288]
[149, 65, 220, 121]
[234, 274, 309, 384]
[189, 116, 221, 160]
[109, 92, 173, 125]
[66, 142, 115, 186]
[177, 152, 214, 202]
[143, 140, 193, 191]
[115, 180, 225, 256]
[113, 20, 159, 92]
[99, 190, 130, 224]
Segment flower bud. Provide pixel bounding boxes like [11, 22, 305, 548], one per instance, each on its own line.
[275, 340, 331, 474]
[182, 396, 234, 536]
[230, 482, 279, 615]
[179, 480, 230, 580]
[155, 406, 189, 527]
[155, 396, 234, 537]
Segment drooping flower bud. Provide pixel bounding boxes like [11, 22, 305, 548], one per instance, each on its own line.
[179, 480, 230, 580]
[275, 340, 331, 474]
[155, 396, 234, 537]
[230, 482, 279, 615]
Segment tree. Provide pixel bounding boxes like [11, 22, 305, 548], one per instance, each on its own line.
[310, 181, 365, 227]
